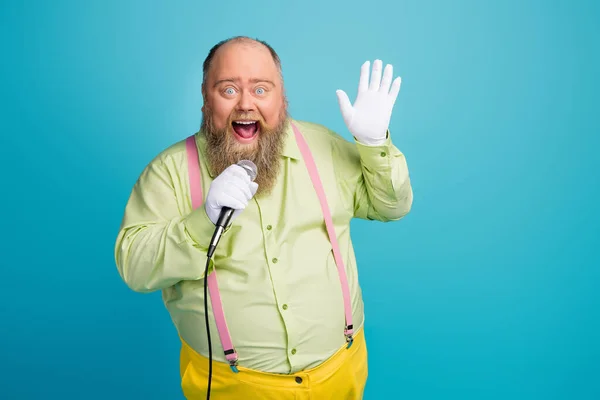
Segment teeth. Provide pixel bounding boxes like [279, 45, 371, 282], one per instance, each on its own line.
[234, 121, 256, 125]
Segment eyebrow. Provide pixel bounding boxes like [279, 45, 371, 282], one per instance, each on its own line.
[213, 78, 276, 87]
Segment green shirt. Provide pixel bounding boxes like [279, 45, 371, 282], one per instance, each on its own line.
[114, 118, 413, 374]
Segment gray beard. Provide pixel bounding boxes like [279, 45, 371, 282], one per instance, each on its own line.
[201, 107, 289, 197]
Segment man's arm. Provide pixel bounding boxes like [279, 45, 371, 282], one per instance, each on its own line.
[114, 157, 216, 293]
[354, 133, 412, 221]
[334, 58, 412, 221]
[331, 131, 413, 222]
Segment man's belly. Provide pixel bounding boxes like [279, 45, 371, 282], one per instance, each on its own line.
[163, 262, 365, 374]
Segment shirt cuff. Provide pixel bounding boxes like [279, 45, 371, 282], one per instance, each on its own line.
[354, 130, 394, 169]
[183, 206, 217, 249]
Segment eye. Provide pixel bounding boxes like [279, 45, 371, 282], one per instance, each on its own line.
[224, 87, 236, 95]
[255, 87, 265, 95]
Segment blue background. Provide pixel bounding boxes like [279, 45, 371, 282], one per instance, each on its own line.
[1, 0, 598, 399]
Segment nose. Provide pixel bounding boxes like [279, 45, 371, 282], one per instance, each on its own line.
[236, 89, 255, 112]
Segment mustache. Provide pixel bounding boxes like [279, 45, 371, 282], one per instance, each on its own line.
[228, 113, 264, 123]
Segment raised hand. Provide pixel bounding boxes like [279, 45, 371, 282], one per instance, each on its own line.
[336, 59, 402, 146]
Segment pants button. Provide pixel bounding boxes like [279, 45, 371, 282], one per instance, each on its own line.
[295, 377, 303, 384]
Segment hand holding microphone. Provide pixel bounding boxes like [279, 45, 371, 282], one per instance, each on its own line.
[205, 160, 258, 258]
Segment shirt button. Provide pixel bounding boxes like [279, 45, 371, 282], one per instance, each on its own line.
[282, 304, 288, 310]
[295, 377, 302, 384]
[272, 258, 278, 263]
[266, 225, 272, 230]
[380, 151, 387, 157]
[291, 348, 297, 355]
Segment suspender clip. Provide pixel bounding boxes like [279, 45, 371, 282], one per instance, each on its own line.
[224, 349, 239, 373]
[345, 325, 354, 349]
[229, 359, 239, 373]
[345, 335, 354, 349]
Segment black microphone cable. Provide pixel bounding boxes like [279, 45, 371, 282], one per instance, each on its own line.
[204, 256, 213, 400]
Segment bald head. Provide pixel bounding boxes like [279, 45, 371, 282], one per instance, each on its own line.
[202, 36, 283, 88]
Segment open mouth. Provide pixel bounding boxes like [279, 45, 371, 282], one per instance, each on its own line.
[232, 120, 259, 143]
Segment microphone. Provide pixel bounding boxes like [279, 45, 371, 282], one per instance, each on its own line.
[206, 160, 257, 259]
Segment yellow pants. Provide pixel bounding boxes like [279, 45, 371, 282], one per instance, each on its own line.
[179, 328, 368, 399]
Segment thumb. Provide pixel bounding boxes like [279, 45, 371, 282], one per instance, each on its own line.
[336, 90, 353, 123]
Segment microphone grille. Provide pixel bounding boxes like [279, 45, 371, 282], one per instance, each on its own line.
[237, 160, 258, 182]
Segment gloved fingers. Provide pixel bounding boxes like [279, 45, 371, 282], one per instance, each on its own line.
[224, 164, 252, 183]
[379, 63, 393, 94]
[335, 90, 353, 123]
[389, 76, 402, 103]
[216, 190, 248, 210]
[358, 61, 370, 93]
[369, 60, 383, 91]
[224, 176, 254, 200]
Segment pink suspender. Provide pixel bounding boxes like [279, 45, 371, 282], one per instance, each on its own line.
[184, 122, 354, 373]
[291, 123, 355, 345]
[185, 136, 239, 370]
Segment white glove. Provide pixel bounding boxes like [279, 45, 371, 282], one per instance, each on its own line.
[336, 59, 402, 146]
[205, 164, 258, 225]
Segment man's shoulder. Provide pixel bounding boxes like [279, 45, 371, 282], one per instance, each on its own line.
[154, 133, 198, 162]
[291, 119, 353, 147]
[142, 133, 199, 172]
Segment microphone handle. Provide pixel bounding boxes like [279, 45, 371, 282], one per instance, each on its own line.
[216, 207, 235, 228]
[207, 207, 234, 259]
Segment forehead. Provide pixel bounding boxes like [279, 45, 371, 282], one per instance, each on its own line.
[207, 42, 280, 84]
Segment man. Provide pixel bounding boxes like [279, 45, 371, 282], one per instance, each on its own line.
[114, 36, 412, 399]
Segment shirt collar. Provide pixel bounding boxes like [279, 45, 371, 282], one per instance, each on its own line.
[280, 118, 302, 161]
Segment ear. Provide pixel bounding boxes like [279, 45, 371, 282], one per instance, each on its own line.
[201, 83, 207, 112]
